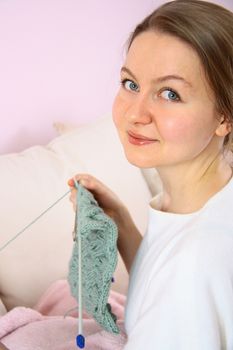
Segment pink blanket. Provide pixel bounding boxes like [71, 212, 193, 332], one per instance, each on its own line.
[0, 280, 127, 350]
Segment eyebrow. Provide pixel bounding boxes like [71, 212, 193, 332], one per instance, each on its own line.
[120, 66, 192, 88]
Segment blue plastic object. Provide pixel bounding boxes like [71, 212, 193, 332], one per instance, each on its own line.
[76, 334, 85, 348]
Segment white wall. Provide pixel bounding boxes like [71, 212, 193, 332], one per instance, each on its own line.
[0, 0, 158, 154]
[0, 0, 232, 154]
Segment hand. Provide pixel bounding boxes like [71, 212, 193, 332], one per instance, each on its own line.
[68, 173, 142, 273]
[68, 174, 128, 223]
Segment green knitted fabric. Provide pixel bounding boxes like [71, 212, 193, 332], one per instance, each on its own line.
[68, 183, 119, 334]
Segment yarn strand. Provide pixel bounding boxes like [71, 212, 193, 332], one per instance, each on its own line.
[0, 190, 70, 253]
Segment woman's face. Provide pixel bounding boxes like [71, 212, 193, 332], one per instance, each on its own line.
[112, 31, 230, 169]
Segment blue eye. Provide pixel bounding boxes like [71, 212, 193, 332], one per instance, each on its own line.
[121, 79, 139, 92]
[160, 88, 180, 101]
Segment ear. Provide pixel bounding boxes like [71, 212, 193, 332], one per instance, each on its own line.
[215, 115, 232, 137]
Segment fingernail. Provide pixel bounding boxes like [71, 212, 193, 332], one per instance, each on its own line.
[68, 179, 74, 186]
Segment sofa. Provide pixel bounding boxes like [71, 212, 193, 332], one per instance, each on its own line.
[0, 115, 160, 316]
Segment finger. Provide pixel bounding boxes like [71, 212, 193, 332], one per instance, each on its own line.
[73, 174, 97, 190]
[69, 174, 109, 198]
[69, 192, 75, 202]
[67, 178, 75, 187]
[67, 174, 90, 188]
[69, 193, 77, 211]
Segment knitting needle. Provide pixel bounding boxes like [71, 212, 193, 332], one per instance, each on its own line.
[73, 179, 85, 349]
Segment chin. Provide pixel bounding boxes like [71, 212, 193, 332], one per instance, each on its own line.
[123, 150, 157, 168]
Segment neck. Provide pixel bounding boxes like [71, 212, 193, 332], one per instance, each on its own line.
[156, 151, 232, 214]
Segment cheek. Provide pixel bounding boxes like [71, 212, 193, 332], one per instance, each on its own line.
[112, 93, 125, 129]
[112, 96, 118, 126]
[158, 116, 192, 143]
[158, 111, 216, 146]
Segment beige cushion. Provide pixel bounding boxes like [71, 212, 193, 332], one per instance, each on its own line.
[0, 116, 151, 313]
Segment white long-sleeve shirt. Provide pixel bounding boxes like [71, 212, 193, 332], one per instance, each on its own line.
[124, 179, 233, 350]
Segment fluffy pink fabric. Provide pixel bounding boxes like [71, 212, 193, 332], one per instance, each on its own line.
[0, 280, 127, 350]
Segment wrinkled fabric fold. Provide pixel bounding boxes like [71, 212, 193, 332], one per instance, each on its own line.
[0, 279, 127, 350]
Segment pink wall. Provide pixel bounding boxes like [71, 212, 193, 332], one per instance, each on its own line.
[1, 0, 232, 154]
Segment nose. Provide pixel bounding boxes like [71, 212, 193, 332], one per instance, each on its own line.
[125, 94, 153, 125]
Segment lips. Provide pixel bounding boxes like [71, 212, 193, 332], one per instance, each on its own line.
[127, 130, 158, 145]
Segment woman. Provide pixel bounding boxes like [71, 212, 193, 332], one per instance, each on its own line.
[69, 0, 233, 348]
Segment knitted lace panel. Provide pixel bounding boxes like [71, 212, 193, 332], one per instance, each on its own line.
[68, 184, 119, 334]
